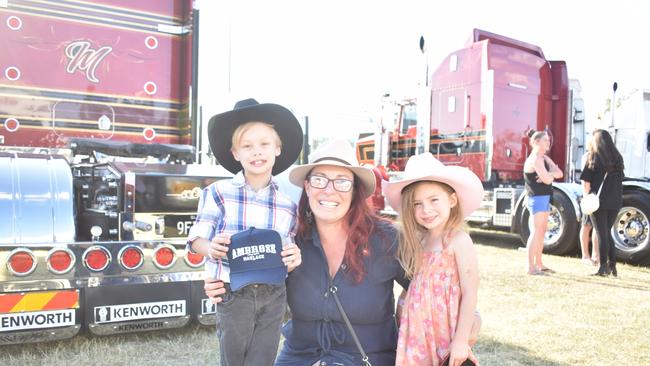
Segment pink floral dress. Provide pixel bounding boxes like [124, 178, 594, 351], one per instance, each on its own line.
[395, 242, 461, 365]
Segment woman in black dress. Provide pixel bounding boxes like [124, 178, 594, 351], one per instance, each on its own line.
[580, 129, 625, 277]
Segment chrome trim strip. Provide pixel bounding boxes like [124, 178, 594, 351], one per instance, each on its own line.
[196, 313, 217, 326]
[0, 325, 81, 345]
[88, 315, 191, 335]
[1, 271, 204, 292]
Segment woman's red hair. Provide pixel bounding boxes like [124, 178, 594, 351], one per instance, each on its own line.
[296, 179, 381, 283]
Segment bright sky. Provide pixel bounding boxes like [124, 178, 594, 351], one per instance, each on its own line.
[196, 0, 650, 145]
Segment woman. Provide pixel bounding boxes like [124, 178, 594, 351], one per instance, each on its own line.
[523, 130, 563, 275]
[204, 139, 480, 365]
[580, 129, 624, 277]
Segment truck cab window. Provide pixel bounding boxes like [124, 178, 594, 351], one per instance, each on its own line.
[400, 104, 417, 134]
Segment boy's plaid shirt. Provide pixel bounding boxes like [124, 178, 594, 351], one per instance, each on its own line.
[187, 171, 297, 281]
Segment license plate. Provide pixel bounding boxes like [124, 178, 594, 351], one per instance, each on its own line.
[163, 215, 196, 238]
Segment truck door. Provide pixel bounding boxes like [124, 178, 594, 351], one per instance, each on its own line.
[431, 87, 470, 165]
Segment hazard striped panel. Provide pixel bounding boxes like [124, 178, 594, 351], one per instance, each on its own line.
[0, 290, 79, 313]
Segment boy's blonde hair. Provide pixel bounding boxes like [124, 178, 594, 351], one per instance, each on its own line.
[231, 121, 282, 149]
[397, 180, 464, 279]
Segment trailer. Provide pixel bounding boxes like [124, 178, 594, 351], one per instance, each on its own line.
[0, 0, 229, 344]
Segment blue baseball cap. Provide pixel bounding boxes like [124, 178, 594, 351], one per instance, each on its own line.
[227, 228, 287, 292]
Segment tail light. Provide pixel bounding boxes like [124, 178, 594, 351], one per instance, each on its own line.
[83, 246, 111, 272]
[118, 245, 143, 270]
[7, 248, 37, 276]
[153, 244, 176, 269]
[184, 250, 205, 268]
[46, 248, 75, 274]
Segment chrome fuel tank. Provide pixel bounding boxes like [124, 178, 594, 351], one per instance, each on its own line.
[0, 153, 75, 244]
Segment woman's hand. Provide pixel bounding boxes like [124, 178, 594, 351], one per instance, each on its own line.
[204, 278, 226, 304]
[281, 243, 302, 272]
[449, 339, 479, 366]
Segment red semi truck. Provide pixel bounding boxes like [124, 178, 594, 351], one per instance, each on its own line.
[357, 29, 650, 264]
[0, 0, 229, 344]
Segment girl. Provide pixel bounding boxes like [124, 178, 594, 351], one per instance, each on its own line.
[523, 130, 563, 275]
[384, 152, 484, 366]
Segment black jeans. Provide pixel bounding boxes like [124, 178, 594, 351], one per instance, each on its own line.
[591, 208, 619, 268]
[217, 283, 287, 366]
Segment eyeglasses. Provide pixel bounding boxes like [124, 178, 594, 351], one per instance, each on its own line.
[307, 175, 354, 192]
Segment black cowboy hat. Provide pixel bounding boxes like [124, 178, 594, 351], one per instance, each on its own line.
[207, 98, 303, 175]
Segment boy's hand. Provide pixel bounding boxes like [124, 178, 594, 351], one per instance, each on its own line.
[204, 278, 226, 304]
[208, 234, 231, 260]
[281, 243, 302, 272]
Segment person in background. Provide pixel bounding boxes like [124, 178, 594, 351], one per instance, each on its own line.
[187, 98, 303, 366]
[384, 153, 483, 366]
[579, 135, 599, 266]
[523, 130, 563, 275]
[581, 129, 624, 277]
[580, 215, 599, 266]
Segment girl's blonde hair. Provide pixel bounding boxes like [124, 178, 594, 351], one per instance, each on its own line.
[397, 180, 464, 279]
[231, 121, 282, 149]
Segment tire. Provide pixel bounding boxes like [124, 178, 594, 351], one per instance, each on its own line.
[611, 191, 650, 264]
[519, 190, 579, 255]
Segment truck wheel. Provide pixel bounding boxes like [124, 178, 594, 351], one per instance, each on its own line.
[611, 192, 650, 264]
[520, 190, 579, 255]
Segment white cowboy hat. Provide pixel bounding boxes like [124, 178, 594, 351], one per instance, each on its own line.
[382, 152, 484, 217]
[289, 139, 375, 197]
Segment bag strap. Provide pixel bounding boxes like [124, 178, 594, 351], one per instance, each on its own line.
[328, 278, 372, 366]
[596, 172, 608, 197]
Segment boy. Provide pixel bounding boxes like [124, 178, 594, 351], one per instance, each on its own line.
[187, 98, 303, 365]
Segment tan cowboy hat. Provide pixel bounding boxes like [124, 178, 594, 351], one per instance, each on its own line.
[208, 98, 303, 175]
[289, 139, 375, 197]
[382, 152, 484, 217]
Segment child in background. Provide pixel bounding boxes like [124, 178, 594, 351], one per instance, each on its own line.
[187, 98, 303, 366]
[384, 152, 483, 366]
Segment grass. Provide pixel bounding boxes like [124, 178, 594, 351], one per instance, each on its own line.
[472, 232, 650, 366]
[1, 232, 649, 366]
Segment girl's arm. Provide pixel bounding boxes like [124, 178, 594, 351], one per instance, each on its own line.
[449, 231, 480, 365]
[534, 156, 555, 184]
[544, 155, 564, 179]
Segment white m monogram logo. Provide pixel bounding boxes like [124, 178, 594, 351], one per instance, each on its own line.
[64, 40, 112, 83]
